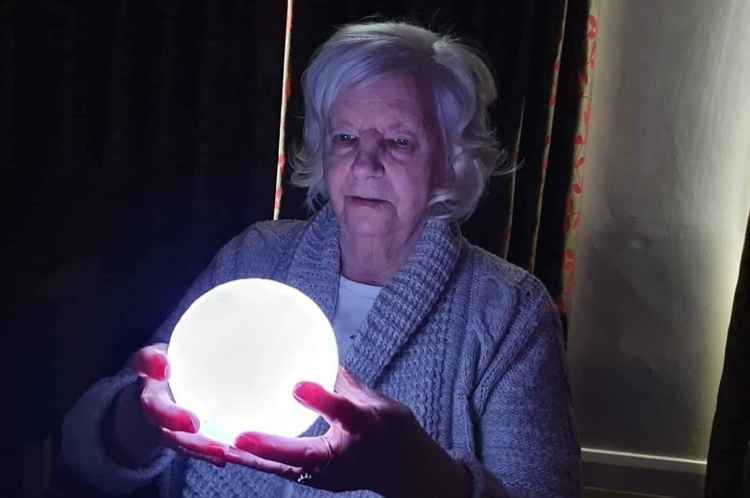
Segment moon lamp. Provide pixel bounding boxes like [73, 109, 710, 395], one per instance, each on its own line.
[167, 278, 339, 445]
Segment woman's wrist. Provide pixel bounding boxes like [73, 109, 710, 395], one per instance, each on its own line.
[391, 455, 469, 498]
[427, 459, 472, 498]
[388, 423, 471, 498]
[419, 451, 472, 498]
[104, 381, 162, 467]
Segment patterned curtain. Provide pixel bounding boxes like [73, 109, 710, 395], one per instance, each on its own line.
[499, 0, 600, 325]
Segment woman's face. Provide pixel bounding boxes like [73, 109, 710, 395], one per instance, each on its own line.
[324, 74, 446, 247]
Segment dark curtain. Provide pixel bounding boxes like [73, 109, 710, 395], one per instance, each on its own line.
[2, 1, 592, 496]
[706, 213, 750, 498]
[5, 2, 285, 496]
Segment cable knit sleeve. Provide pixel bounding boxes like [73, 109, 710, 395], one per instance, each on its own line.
[61, 370, 175, 495]
[462, 278, 582, 498]
[60, 221, 300, 495]
[60, 252, 219, 495]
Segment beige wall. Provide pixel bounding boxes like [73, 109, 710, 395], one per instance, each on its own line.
[568, 0, 750, 494]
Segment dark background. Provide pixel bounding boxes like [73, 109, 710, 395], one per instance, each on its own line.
[6, 2, 749, 498]
[4, 1, 598, 496]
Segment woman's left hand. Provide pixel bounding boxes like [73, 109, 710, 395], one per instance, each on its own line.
[223, 367, 470, 498]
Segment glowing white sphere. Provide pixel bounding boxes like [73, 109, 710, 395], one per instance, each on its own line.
[167, 278, 338, 445]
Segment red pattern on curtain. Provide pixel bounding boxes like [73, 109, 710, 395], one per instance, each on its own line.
[500, 0, 600, 324]
[273, 0, 294, 221]
[560, 5, 598, 314]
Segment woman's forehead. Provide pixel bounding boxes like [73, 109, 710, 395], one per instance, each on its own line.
[329, 74, 435, 129]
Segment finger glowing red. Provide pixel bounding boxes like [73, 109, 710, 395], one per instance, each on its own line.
[293, 382, 368, 433]
[141, 378, 199, 432]
[133, 348, 169, 380]
[234, 432, 330, 468]
[161, 428, 226, 467]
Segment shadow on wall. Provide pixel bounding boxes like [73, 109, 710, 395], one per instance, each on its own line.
[569, 1, 750, 497]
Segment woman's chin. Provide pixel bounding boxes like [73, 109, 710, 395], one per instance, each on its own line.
[338, 202, 396, 235]
[339, 213, 394, 239]
[343, 220, 392, 239]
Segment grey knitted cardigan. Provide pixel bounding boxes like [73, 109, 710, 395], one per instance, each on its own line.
[63, 204, 581, 497]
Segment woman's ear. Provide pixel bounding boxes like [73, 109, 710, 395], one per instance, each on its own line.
[437, 146, 460, 187]
[450, 145, 463, 175]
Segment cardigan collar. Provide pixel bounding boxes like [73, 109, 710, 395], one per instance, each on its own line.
[286, 203, 463, 387]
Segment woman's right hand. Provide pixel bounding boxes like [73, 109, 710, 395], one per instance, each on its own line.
[110, 342, 227, 467]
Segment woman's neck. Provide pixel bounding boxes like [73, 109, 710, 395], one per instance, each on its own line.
[339, 227, 423, 286]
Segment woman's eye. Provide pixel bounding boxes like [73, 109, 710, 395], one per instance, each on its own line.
[392, 138, 410, 147]
[334, 133, 357, 144]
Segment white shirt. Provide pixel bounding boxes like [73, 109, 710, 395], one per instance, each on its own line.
[331, 274, 382, 358]
[282, 275, 382, 497]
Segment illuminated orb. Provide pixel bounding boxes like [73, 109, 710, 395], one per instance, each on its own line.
[167, 278, 339, 445]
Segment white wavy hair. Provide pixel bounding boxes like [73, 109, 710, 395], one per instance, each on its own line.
[290, 21, 506, 222]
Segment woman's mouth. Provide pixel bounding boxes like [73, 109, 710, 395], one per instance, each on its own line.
[348, 196, 386, 208]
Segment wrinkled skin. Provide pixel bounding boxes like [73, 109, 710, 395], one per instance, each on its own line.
[117, 344, 468, 496]
[226, 367, 439, 496]
[119, 344, 457, 496]
[113, 343, 225, 467]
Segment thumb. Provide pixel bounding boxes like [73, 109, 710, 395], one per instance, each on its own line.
[131, 343, 170, 380]
[335, 367, 378, 405]
[293, 381, 368, 433]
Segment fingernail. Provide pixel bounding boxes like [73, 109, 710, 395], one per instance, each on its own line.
[293, 382, 315, 400]
[189, 415, 200, 432]
[152, 354, 169, 380]
[177, 412, 199, 432]
[235, 433, 260, 450]
[206, 443, 226, 459]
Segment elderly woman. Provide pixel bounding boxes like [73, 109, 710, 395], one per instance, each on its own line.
[63, 21, 580, 498]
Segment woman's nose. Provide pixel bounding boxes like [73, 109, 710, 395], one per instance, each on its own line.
[351, 131, 384, 178]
